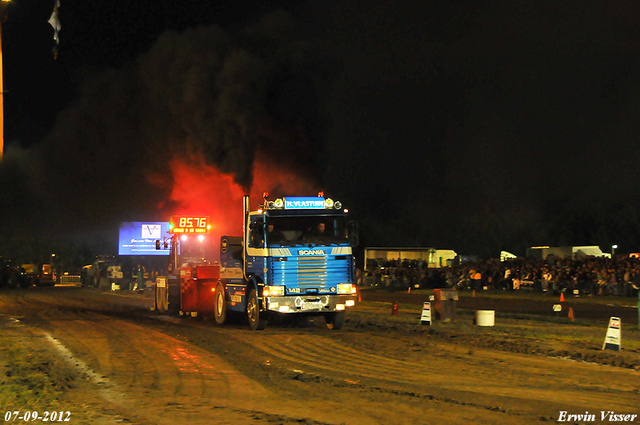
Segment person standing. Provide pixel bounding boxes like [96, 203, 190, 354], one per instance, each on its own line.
[136, 264, 144, 292]
[471, 269, 481, 291]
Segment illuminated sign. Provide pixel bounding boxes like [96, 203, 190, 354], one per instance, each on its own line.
[118, 222, 171, 256]
[169, 216, 210, 234]
[284, 197, 325, 210]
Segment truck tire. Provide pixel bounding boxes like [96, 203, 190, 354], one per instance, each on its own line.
[325, 311, 345, 330]
[247, 288, 268, 330]
[214, 282, 227, 325]
[155, 284, 168, 313]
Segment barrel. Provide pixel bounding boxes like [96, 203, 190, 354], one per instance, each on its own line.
[475, 310, 495, 326]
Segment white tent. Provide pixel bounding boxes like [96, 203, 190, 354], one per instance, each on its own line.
[573, 246, 606, 259]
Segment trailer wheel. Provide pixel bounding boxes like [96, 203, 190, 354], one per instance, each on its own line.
[247, 288, 268, 330]
[325, 311, 345, 330]
[214, 282, 227, 325]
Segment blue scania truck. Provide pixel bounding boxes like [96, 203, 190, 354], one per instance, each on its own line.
[154, 193, 358, 330]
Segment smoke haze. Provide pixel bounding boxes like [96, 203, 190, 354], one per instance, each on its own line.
[0, 10, 334, 262]
[3, 1, 640, 263]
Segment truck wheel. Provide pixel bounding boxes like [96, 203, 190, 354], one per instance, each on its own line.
[214, 282, 227, 325]
[155, 284, 168, 313]
[325, 311, 345, 330]
[247, 288, 268, 330]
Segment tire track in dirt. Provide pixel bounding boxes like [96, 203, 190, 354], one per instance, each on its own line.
[246, 333, 431, 380]
[3, 289, 345, 424]
[145, 311, 640, 423]
[45, 317, 274, 421]
[231, 330, 640, 418]
[0, 288, 277, 424]
[4, 287, 640, 424]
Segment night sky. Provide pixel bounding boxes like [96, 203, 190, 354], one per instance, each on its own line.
[1, 0, 640, 265]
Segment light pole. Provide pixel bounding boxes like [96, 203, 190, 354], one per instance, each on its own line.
[611, 244, 618, 259]
[0, 0, 9, 161]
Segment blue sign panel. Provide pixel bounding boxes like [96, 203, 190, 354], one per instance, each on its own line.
[118, 222, 171, 256]
[284, 197, 325, 210]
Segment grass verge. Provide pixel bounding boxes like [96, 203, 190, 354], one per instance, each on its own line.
[0, 334, 79, 410]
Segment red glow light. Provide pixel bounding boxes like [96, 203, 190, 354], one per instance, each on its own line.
[152, 153, 317, 249]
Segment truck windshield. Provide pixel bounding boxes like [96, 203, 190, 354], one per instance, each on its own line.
[266, 215, 348, 247]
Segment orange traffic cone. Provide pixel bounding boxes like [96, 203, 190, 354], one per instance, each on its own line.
[358, 291, 362, 303]
[408, 287, 411, 294]
[473, 290, 476, 297]
[568, 307, 574, 321]
[560, 293, 565, 302]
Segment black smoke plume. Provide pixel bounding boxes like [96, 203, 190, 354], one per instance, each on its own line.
[0, 11, 334, 261]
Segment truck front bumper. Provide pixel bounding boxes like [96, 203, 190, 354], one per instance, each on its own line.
[265, 294, 357, 313]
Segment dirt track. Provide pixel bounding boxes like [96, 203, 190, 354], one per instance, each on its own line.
[1, 287, 639, 424]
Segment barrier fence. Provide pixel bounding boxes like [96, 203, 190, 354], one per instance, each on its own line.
[59, 275, 82, 285]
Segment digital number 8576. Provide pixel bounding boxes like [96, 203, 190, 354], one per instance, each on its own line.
[178, 217, 207, 228]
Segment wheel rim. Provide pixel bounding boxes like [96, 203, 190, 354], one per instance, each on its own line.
[247, 295, 258, 324]
[216, 291, 224, 316]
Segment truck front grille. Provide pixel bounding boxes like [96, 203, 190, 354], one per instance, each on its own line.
[268, 255, 351, 289]
[297, 257, 327, 287]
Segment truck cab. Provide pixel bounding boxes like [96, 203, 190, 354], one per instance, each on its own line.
[218, 194, 358, 330]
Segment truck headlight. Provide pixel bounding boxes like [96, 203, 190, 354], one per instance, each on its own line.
[337, 283, 352, 294]
[264, 286, 285, 297]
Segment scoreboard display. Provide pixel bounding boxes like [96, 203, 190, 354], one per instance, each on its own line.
[169, 216, 210, 234]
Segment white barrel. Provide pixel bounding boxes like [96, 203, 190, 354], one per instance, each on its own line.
[475, 310, 495, 326]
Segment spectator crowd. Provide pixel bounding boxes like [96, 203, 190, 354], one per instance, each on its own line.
[362, 255, 640, 297]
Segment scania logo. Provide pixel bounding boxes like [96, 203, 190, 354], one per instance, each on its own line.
[299, 250, 325, 255]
